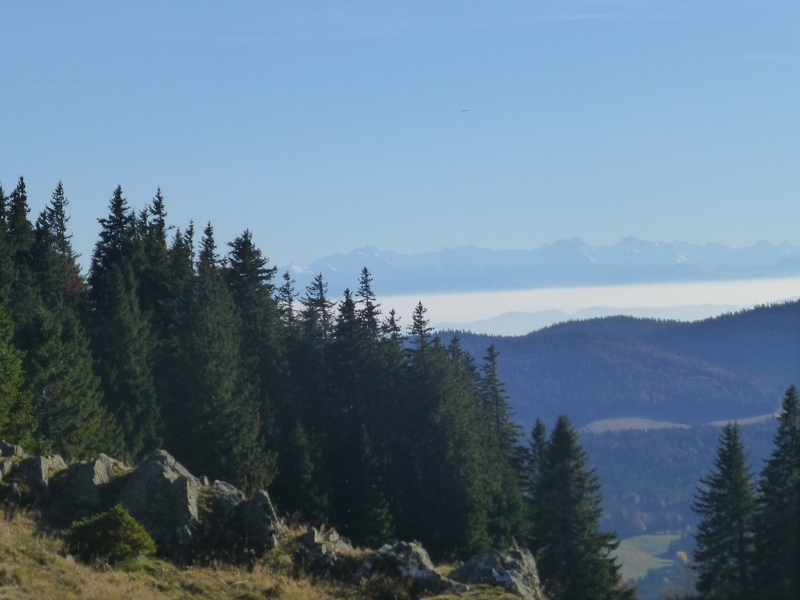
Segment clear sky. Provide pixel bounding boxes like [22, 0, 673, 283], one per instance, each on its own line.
[2, 1, 799, 268]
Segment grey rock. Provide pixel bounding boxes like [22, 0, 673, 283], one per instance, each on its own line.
[0, 440, 25, 458]
[450, 547, 545, 600]
[211, 480, 245, 517]
[7, 482, 21, 505]
[62, 454, 125, 508]
[359, 540, 467, 596]
[236, 490, 282, 551]
[298, 526, 353, 570]
[0, 458, 13, 481]
[12, 455, 67, 502]
[118, 450, 199, 554]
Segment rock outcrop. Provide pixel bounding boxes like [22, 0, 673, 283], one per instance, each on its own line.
[1, 445, 285, 562]
[450, 547, 546, 600]
[12, 455, 67, 502]
[117, 450, 201, 555]
[0, 442, 548, 600]
[61, 453, 126, 509]
[297, 525, 353, 571]
[359, 540, 467, 596]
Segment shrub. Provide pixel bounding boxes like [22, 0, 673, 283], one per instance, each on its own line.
[64, 504, 157, 563]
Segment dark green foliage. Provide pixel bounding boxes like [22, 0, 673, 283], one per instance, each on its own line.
[273, 421, 330, 525]
[751, 386, 799, 598]
[532, 415, 632, 600]
[581, 422, 774, 539]
[88, 187, 160, 460]
[692, 422, 755, 599]
[180, 224, 271, 493]
[0, 304, 36, 448]
[65, 505, 157, 563]
[26, 307, 123, 459]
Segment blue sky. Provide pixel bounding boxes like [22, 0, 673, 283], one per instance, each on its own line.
[2, 1, 799, 268]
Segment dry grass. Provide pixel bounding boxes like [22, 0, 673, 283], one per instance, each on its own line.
[0, 510, 341, 600]
[0, 510, 519, 600]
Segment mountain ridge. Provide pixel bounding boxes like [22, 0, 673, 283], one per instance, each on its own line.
[285, 238, 800, 296]
[439, 301, 799, 429]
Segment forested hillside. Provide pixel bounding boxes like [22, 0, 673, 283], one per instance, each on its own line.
[582, 421, 775, 539]
[445, 302, 798, 427]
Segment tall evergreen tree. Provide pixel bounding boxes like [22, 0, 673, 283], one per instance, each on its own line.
[273, 421, 331, 525]
[0, 304, 36, 449]
[751, 386, 799, 598]
[532, 415, 632, 600]
[692, 422, 755, 599]
[182, 224, 270, 492]
[31, 182, 84, 313]
[356, 267, 380, 334]
[25, 307, 123, 459]
[88, 186, 160, 460]
[225, 229, 283, 471]
[0, 184, 13, 302]
[478, 345, 522, 461]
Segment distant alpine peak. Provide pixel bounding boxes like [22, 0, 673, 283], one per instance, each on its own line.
[284, 238, 800, 297]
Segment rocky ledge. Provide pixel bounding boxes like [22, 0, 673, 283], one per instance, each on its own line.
[0, 440, 546, 600]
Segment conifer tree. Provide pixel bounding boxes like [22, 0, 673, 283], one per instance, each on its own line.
[225, 229, 283, 468]
[31, 182, 84, 313]
[346, 429, 394, 547]
[88, 186, 160, 460]
[273, 421, 330, 525]
[25, 307, 123, 459]
[4, 177, 39, 339]
[300, 273, 334, 339]
[478, 345, 522, 461]
[182, 224, 270, 492]
[0, 184, 13, 302]
[751, 386, 799, 598]
[0, 304, 36, 449]
[532, 415, 632, 600]
[356, 267, 381, 334]
[277, 271, 297, 324]
[692, 422, 755, 599]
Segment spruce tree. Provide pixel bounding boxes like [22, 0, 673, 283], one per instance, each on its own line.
[0, 184, 13, 302]
[88, 186, 161, 460]
[225, 229, 283, 476]
[751, 386, 799, 598]
[273, 421, 330, 525]
[532, 415, 632, 600]
[692, 422, 755, 599]
[0, 304, 36, 449]
[31, 182, 84, 313]
[183, 224, 270, 492]
[25, 307, 123, 459]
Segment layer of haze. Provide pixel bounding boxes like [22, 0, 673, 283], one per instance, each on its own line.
[2, 2, 800, 269]
[383, 277, 800, 334]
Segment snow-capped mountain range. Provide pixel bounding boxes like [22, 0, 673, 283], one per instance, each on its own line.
[285, 237, 800, 297]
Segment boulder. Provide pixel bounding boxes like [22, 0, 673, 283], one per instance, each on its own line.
[358, 540, 467, 596]
[12, 455, 67, 502]
[194, 480, 246, 548]
[118, 450, 199, 555]
[235, 490, 283, 551]
[297, 525, 353, 570]
[0, 440, 25, 458]
[0, 458, 13, 481]
[450, 547, 546, 600]
[61, 453, 126, 509]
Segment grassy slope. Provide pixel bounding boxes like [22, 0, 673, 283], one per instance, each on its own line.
[0, 511, 517, 600]
[612, 534, 679, 582]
